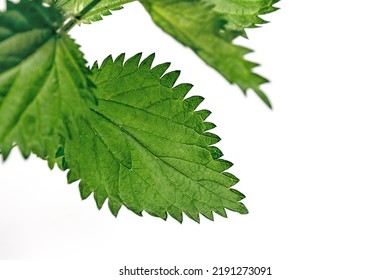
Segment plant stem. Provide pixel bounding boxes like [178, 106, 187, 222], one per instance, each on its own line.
[78, 0, 103, 19]
[59, 0, 103, 33]
[60, 17, 77, 33]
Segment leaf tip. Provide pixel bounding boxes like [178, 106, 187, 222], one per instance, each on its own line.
[101, 54, 114, 68]
[150, 62, 171, 77]
[173, 83, 193, 98]
[237, 202, 249, 215]
[124, 52, 143, 69]
[161, 70, 181, 87]
[139, 53, 156, 70]
[184, 95, 204, 111]
[114, 53, 126, 65]
[254, 88, 272, 109]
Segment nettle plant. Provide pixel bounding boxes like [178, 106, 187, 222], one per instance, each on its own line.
[0, 0, 278, 222]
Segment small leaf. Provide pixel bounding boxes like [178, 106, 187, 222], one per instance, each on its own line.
[65, 53, 248, 222]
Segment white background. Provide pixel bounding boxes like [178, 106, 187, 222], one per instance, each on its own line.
[1, 0, 390, 279]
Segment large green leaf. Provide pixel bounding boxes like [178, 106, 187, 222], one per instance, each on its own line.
[140, 0, 273, 107]
[65, 53, 248, 222]
[0, 0, 95, 165]
[46, 0, 135, 23]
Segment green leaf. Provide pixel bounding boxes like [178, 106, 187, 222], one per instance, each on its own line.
[46, 0, 135, 23]
[203, 0, 279, 37]
[0, 0, 95, 165]
[65, 53, 248, 222]
[140, 0, 275, 108]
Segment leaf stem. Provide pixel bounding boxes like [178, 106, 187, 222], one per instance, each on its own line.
[78, 0, 103, 19]
[59, 0, 103, 33]
[60, 17, 77, 33]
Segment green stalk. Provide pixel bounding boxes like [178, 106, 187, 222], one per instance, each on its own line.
[78, 0, 103, 19]
[59, 0, 103, 33]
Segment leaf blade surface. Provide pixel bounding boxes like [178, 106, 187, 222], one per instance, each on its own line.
[65, 53, 248, 222]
